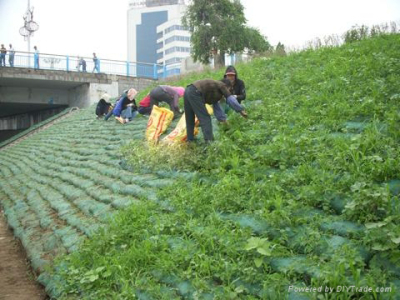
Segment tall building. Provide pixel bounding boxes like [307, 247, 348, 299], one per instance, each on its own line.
[127, 0, 191, 76]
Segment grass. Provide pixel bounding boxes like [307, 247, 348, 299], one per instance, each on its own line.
[1, 32, 400, 299]
[44, 33, 400, 299]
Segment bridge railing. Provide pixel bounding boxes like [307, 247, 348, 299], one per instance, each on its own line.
[2, 51, 172, 79]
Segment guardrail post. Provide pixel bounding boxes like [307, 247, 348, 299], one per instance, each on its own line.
[126, 61, 130, 77]
[163, 65, 167, 79]
[153, 64, 157, 79]
[66, 55, 69, 71]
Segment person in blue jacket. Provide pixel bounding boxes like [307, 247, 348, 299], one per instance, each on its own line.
[105, 89, 138, 124]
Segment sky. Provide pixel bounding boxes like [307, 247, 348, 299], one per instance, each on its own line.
[0, 0, 399, 61]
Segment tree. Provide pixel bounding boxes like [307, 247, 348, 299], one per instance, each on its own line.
[182, 0, 270, 68]
[244, 26, 270, 55]
[275, 42, 286, 56]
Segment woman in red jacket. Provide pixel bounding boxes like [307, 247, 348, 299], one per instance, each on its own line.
[138, 94, 152, 115]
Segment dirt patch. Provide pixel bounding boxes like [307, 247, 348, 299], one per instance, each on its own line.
[0, 211, 47, 300]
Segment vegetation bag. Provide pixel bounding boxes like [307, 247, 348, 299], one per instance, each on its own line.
[145, 105, 174, 142]
[161, 105, 213, 145]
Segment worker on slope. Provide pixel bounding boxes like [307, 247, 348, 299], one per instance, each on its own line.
[184, 78, 247, 143]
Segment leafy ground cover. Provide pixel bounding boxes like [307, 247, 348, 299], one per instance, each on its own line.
[0, 111, 184, 294]
[1, 33, 400, 299]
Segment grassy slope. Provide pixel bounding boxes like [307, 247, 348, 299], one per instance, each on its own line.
[52, 34, 400, 299]
[2, 34, 400, 299]
[0, 110, 180, 292]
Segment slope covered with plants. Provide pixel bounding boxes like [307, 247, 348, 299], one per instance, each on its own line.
[0, 111, 181, 286]
[1, 33, 400, 299]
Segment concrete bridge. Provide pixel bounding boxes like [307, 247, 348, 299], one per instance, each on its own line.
[0, 67, 156, 137]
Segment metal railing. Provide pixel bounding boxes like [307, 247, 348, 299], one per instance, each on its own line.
[0, 51, 178, 79]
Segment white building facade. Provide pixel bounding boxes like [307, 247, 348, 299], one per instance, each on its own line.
[127, 0, 191, 77]
[156, 20, 191, 76]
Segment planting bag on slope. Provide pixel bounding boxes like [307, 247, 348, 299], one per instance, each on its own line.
[145, 105, 174, 142]
[161, 104, 213, 145]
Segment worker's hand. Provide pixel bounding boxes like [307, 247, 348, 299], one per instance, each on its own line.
[240, 110, 248, 118]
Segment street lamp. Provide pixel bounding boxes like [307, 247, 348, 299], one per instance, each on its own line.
[19, 0, 39, 67]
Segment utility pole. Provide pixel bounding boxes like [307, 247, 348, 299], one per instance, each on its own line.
[27, 0, 30, 56]
[19, 0, 39, 67]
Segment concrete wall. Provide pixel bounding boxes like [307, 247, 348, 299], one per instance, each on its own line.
[89, 81, 119, 105]
[180, 56, 210, 75]
[117, 76, 156, 96]
[0, 68, 157, 109]
[0, 87, 69, 105]
[69, 84, 90, 108]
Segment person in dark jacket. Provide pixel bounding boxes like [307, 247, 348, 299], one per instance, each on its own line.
[79, 57, 87, 72]
[223, 65, 246, 104]
[184, 79, 248, 142]
[95, 93, 112, 118]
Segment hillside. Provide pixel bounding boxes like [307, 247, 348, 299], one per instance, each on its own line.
[1, 33, 400, 299]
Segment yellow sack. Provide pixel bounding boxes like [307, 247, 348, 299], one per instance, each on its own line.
[146, 105, 174, 142]
[162, 104, 213, 145]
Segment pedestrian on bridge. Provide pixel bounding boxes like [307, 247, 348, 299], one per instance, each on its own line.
[0, 44, 6, 67]
[34, 46, 39, 69]
[92, 53, 100, 73]
[8, 44, 15, 67]
[80, 57, 87, 72]
[77, 57, 87, 72]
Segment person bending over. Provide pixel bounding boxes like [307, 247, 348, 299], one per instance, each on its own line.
[149, 85, 184, 117]
[184, 79, 247, 142]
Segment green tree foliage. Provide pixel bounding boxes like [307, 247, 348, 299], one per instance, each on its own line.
[275, 42, 286, 56]
[182, 0, 270, 67]
[244, 26, 271, 54]
[343, 23, 399, 44]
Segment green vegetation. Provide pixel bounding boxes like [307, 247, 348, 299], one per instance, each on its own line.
[1, 32, 400, 299]
[0, 112, 181, 285]
[182, 0, 269, 67]
[48, 33, 400, 299]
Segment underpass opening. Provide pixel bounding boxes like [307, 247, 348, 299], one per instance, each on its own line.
[0, 102, 68, 143]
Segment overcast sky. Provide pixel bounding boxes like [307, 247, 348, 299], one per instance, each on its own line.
[0, 0, 399, 61]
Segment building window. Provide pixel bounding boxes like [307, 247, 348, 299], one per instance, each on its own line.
[157, 42, 163, 50]
[165, 35, 191, 44]
[157, 52, 164, 59]
[164, 25, 189, 34]
[165, 57, 183, 64]
[157, 31, 164, 39]
[165, 46, 190, 55]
